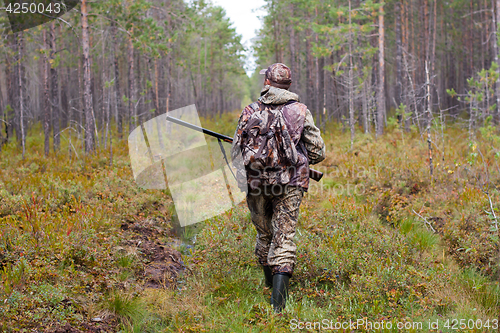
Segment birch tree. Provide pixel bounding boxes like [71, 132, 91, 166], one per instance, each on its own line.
[81, 0, 95, 153]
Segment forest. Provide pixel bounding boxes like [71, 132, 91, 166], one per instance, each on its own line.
[252, 0, 500, 140]
[0, 0, 500, 332]
[2, 0, 500, 152]
[0, 0, 247, 156]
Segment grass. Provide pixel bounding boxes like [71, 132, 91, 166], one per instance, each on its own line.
[0, 117, 499, 331]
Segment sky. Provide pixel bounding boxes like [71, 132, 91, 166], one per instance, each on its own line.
[210, 0, 267, 76]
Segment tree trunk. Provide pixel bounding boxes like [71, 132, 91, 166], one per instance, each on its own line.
[50, 22, 60, 152]
[65, 66, 73, 130]
[325, 54, 333, 123]
[5, 34, 15, 142]
[111, 21, 123, 137]
[0, 67, 4, 151]
[470, 0, 474, 77]
[433, 1, 438, 79]
[271, 0, 282, 63]
[425, 62, 433, 178]
[154, 58, 160, 115]
[43, 29, 51, 156]
[362, 76, 369, 133]
[128, 32, 135, 132]
[58, 24, 67, 130]
[166, 50, 171, 113]
[376, 3, 386, 137]
[17, 32, 25, 159]
[146, 57, 155, 117]
[395, 0, 403, 108]
[78, 55, 83, 136]
[318, 56, 325, 122]
[81, 0, 95, 153]
[60, 67, 68, 129]
[314, 7, 320, 123]
[289, 3, 296, 92]
[495, 0, 500, 123]
[348, 0, 355, 148]
[306, 28, 314, 118]
[158, 56, 165, 115]
[100, 22, 107, 149]
[136, 51, 142, 123]
[12, 34, 20, 144]
[219, 66, 224, 116]
[296, 32, 303, 100]
[424, 0, 430, 64]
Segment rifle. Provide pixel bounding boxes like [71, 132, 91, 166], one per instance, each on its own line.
[166, 115, 324, 182]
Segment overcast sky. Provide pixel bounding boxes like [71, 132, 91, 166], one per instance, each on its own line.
[210, 0, 267, 76]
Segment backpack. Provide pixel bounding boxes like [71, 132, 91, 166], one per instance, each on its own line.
[239, 101, 298, 186]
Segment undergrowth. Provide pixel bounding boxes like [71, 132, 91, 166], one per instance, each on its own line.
[0, 117, 499, 332]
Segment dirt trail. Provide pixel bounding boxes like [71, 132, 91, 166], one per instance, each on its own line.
[45, 218, 184, 333]
[120, 218, 185, 289]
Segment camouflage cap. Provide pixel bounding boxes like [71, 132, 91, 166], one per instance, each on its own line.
[259, 63, 292, 89]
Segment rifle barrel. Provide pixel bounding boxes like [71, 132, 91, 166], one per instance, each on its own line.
[166, 115, 233, 143]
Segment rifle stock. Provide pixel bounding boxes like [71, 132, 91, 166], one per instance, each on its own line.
[166, 115, 324, 182]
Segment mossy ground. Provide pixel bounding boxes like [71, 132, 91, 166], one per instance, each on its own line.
[0, 116, 499, 332]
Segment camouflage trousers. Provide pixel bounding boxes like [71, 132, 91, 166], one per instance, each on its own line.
[246, 185, 304, 276]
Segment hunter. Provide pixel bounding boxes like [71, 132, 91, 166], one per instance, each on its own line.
[231, 63, 325, 312]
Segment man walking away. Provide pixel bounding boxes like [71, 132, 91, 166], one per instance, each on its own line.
[231, 63, 326, 312]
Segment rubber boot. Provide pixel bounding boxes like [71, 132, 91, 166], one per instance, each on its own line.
[263, 265, 273, 288]
[271, 273, 290, 313]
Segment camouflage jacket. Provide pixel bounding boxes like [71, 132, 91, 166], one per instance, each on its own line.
[231, 85, 325, 191]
